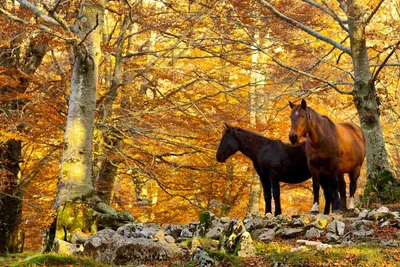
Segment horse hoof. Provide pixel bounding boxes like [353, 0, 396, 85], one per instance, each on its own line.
[333, 209, 342, 214]
[310, 210, 319, 215]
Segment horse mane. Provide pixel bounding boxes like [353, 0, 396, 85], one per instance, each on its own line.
[308, 107, 335, 129]
[229, 126, 269, 144]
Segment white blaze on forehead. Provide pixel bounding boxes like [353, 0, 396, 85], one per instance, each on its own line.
[295, 111, 299, 117]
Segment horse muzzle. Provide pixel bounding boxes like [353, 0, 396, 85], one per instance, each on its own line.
[216, 154, 225, 163]
[289, 134, 299, 145]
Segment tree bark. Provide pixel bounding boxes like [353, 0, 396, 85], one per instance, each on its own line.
[55, 0, 106, 244]
[347, 0, 391, 179]
[0, 32, 48, 254]
[0, 140, 23, 254]
[247, 34, 263, 216]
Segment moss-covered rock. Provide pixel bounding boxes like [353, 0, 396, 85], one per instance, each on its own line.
[362, 170, 400, 206]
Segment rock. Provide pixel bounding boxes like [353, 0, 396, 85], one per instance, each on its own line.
[164, 224, 183, 240]
[275, 214, 292, 225]
[396, 231, 400, 239]
[327, 220, 345, 236]
[245, 217, 266, 230]
[316, 243, 332, 251]
[220, 219, 246, 253]
[326, 232, 340, 242]
[54, 239, 83, 255]
[350, 220, 373, 230]
[258, 229, 276, 242]
[357, 210, 369, 220]
[380, 240, 398, 247]
[304, 227, 321, 239]
[116, 223, 161, 239]
[296, 239, 332, 251]
[83, 225, 176, 266]
[376, 206, 390, 213]
[380, 220, 391, 227]
[282, 228, 304, 238]
[84, 228, 116, 258]
[290, 246, 308, 253]
[164, 235, 175, 243]
[191, 247, 216, 267]
[180, 228, 193, 238]
[352, 229, 374, 237]
[236, 232, 257, 258]
[314, 214, 332, 229]
[205, 226, 224, 240]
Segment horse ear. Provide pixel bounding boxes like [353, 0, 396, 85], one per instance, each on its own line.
[289, 101, 295, 109]
[301, 99, 307, 109]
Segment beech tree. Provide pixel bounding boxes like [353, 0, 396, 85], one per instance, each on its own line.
[257, 0, 400, 202]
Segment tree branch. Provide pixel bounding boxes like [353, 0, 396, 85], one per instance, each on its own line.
[372, 40, 400, 82]
[301, 0, 348, 32]
[16, 0, 60, 26]
[365, 0, 386, 25]
[258, 48, 354, 94]
[259, 0, 351, 54]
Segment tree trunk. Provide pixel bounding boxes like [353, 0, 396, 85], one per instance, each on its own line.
[246, 33, 263, 216]
[94, 16, 129, 205]
[0, 140, 23, 254]
[346, 1, 399, 203]
[55, 0, 106, 245]
[0, 33, 48, 254]
[347, 0, 391, 179]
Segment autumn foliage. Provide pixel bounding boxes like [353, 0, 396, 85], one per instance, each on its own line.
[0, 0, 399, 251]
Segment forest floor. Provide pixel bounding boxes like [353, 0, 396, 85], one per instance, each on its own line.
[2, 237, 400, 267]
[2, 205, 400, 267]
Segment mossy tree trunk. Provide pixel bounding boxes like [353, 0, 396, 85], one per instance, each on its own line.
[346, 1, 398, 203]
[55, 0, 106, 245]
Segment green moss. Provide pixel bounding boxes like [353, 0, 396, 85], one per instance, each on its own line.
[10, 254, 110, 267]
[362, 170, 400, 206]
[56, 200, 96, 241]
[206, 249, 242, 267]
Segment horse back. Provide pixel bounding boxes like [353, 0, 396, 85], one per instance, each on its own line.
[336, 122, 366, 172]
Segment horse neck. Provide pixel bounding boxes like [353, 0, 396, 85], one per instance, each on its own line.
[234, 130, 264, 161]
[307, 108, 331, 145]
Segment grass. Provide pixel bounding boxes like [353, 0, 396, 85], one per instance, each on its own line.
[2, 240, 400, 266]
[255, 241, 400, 267]
[2, 253, 111, 267]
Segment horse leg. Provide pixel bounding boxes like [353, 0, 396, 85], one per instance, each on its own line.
[320, 177, 331, 215]
[330, 171, 341, 213]
[310, 170, 320, 214]
[349, 166, 361, 210]
[258, 168, 272, 215]
[338, 174, 347, 211]
[270, 173, 281, 216]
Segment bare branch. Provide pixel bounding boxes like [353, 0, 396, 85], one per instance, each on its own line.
[372, 40, 400, 82]
[259, 0, 351, 54]
[365, 0, 386, 25]
[301, 0, 348, 32]
[258, 48, 354, 94]
[16, 0, 60, 26]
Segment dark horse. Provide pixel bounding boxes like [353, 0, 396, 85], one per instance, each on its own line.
[289, 99, 366, 214]
[216, 123, 312, 216]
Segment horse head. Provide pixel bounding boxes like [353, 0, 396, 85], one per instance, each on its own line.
[216, 123, 240, 162]
[289, 99, 310, 145]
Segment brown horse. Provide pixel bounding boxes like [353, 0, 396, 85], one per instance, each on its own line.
[288, 99, 366, 214]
